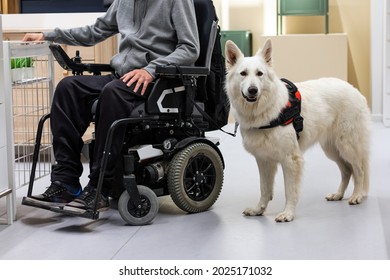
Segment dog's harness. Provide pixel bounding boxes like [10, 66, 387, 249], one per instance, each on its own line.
[258, 78, 304, 139]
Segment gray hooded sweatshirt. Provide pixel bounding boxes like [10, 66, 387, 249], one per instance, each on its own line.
[43, 0, 200, 77]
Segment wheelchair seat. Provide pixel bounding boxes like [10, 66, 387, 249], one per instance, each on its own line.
[22, 0, 226, 226]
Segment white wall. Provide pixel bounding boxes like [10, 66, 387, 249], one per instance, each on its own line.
[214, 0, 276, 34]
[371, 0, 384, 122]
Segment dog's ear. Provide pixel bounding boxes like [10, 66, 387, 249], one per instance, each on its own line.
[225, 40, 244, 70]
[257, 39, 272, 66]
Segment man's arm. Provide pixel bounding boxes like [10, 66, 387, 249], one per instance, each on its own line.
[143, 0, 200, 77]
[23, 1, 119, 46]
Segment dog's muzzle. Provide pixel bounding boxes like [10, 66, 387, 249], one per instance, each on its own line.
[242, 86, 258, 102]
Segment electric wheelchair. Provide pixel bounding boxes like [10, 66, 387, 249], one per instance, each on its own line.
[22, 0, 227, 225]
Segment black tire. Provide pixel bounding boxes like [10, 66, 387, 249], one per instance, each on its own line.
[167, 142, 223, 213]
[118, 185, 159, 225]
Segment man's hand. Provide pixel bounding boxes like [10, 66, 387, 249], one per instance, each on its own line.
[22, 33, 45, 42]
[121, 69, 153, 95]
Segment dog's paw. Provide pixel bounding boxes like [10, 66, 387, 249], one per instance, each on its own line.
[243, 207, 265, 216]
[348, 194, 364, 205]
[275, 211, 294, 222]
[325, 193, 343, 201]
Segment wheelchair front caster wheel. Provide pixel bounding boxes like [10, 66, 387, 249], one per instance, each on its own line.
[118, 185, 159, 225]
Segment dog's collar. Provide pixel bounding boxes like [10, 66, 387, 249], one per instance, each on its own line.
[257, 78, 304, 139]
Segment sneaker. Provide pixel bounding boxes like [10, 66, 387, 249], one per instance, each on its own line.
[29, 181, 82, 206]
[65, 185, 109, 212]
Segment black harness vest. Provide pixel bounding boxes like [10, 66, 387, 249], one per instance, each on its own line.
[258, 78, 304, 139]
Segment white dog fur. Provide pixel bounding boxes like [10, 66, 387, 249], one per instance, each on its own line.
[225, 39, 370, 222]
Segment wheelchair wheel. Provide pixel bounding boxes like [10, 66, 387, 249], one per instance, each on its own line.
[118, 185, 159, 226]
[168, 142, 223, 213]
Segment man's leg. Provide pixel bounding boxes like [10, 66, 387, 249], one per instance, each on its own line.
[67, 78, 147, 210]
[31, 74, 114, 205]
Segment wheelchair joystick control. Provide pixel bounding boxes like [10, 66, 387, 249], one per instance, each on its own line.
[71, 50, 83, 75]
[74, 50, 81, 63]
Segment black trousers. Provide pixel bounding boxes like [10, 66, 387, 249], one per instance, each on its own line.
[50, 74, 145, 189]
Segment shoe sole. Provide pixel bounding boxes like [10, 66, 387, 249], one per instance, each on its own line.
[23, 196, 68, 207]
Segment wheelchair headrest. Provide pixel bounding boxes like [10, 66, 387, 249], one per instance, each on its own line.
[194, 0, 218, 68]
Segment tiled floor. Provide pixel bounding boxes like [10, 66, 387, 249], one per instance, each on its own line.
[0, 122, 389, 260]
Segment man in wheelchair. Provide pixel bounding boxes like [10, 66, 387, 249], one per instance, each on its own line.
[22, 0, 226, 225]
[23, 0, 199, 207]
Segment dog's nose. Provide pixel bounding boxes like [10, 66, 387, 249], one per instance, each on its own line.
[248, 86, 258, 96]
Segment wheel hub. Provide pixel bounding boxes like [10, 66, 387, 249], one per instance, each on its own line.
[184, 154, 216, 201]
[128, 195, 150, 218]
[194, 171, 206, 185]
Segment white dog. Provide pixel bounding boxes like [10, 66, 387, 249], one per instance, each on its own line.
[225, 39, 370, 222]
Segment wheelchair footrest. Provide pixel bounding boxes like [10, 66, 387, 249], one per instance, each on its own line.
[22, 196, 53, 210]
[50, 205, 100, 220]
[22, 197, 100, 220]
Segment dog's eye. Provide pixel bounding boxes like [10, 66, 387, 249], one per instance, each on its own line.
[240, 71, 247, 76]
[257, 71, 263, 77]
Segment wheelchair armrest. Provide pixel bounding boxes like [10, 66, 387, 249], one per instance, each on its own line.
[49, 44, 114, 74]
[82, 63, 115, 73]
[155, 65, 209, 78]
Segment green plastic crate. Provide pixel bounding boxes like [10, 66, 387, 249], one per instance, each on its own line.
[280, 0, 328, 15]
[277, 0, 329, 34]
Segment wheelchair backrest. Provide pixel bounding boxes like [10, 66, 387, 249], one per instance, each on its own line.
[145, 0, 219, 116]
[194, 0, 218, 69]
